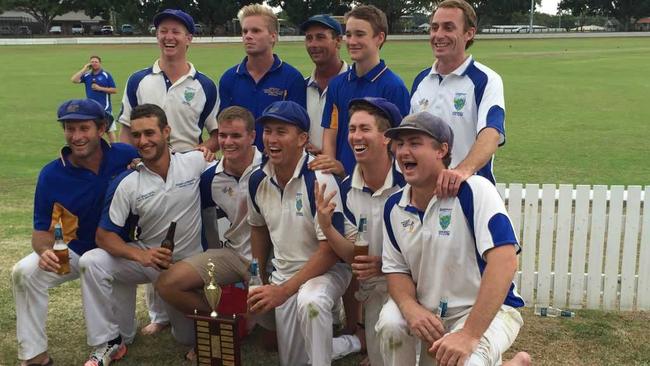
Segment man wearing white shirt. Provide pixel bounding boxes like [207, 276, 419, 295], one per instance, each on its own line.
[79, 104, 212, 366]
[246, 101, 359, 366]
[410, 0, 506, 196]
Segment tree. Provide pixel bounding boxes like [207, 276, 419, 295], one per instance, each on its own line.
[560, 0, 650, 30]
[468, 0, 542, 27]
[267, 0, 352, 27]
[363, 0, 436, 33]
[193, 0, 257, 35]
[6, 0, 80, 34]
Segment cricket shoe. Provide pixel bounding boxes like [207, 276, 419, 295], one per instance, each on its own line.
[84, 341, 127, 366]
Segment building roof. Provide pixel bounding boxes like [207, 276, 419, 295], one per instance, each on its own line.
[636, 17, 650, 24]
[0, 10, 103, 23]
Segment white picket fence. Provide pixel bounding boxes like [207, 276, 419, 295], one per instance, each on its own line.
[496, 184, 649, 311]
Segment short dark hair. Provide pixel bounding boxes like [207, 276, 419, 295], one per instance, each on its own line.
[345, 5, 388, 48]
[130, 104, 168, 130]
[89, 55, 102, 62]
[218, 106, 255, 132]
[349, 103, 391, 132]
[432, 139, 452, 167]
[435, 0, 477, 49]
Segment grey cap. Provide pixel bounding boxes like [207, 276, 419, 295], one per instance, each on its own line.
[384, 111, 454, 149]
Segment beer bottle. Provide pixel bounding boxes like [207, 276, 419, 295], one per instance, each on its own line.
[248, 258, 263, 292]
[53, 223, 70, 275]
[160, 221, 176, 252]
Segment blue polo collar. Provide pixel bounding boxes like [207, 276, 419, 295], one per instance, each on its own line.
[236, 54, 284, 77]
[348, 59, 388, 83]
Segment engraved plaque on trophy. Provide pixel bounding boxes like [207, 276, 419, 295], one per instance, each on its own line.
[187, 259, 243, 366]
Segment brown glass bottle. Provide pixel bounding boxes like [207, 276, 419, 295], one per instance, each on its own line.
[160, 221, 176, 253]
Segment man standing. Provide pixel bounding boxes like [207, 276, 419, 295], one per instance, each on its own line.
[118, 9, 219, 153]
[411, 0, 506, 196]
[376, 112, 530, 366]
[219, 4, 306, 151]
[301, 14, 348, 154]
[79, 104, 210, 366]
[156, 106, 263, 316]
[316, 97, 405, 366]
[11, 99, 138, 366]
[71, 56, 118, 142]
[247, 101, 359, 366]
[321, 5, 410, 176]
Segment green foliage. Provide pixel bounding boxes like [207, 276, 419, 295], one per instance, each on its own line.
[6, 0, 79, 34]
[267, 0, 352, 27]
[559, 0, 650, 30]
[470, 0, 541, 27]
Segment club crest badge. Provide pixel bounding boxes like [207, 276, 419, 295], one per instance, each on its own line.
[401, 219, 415, 233]
[184, 87, 196, 104]
[439, 208, 452, 236]
[453, 93, 466, 116]
[296, 192, 304, 216]
[417, 98, 430, 110]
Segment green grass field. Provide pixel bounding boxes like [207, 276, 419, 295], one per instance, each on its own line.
[1, 38, 649, 365]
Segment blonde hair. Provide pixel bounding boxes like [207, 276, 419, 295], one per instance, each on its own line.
[238, 4, 279, 34]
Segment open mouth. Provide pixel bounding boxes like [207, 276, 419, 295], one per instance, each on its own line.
[402, 162, 417, 171]
[353, 144, 368, 154]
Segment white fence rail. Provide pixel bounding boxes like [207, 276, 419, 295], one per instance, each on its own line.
[496, 184, 649, 311]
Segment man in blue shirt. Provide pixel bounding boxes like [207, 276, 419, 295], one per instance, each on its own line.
[11, 99, 138, 366]
[321, 5, 410, 176]
[71, 56, 118, 142]
[219, 4, 306, 151]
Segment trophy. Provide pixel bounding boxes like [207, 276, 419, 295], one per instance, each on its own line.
[187, 259, 243, 366]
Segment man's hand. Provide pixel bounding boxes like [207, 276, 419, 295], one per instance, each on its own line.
[38, 249, 61, 273]
[314, 182, 337, 231]
[429, 330, 480, 366]
[247, 284, 290, 314]
[91, 83, 101, 91]
[352, 255, 382, 281]
[84, 62, 91, 70]
[308, 154, 345, 177]
[195, 145, 215, 162]
[401, 301, 445, 345]
[305, 142, 322, 155]
[435, 168, 472, 198]
[138, 247, 172, 271]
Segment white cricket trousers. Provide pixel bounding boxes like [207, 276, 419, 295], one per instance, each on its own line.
[376, 299, 524, 366]
[11, 251, 135, 360]
[361, 287, 389, 366]
[275, 263, 358, 366]
[79, 248, 194, 347]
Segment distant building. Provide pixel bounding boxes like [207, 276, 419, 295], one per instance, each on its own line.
[0, 10, 105, 35]
[635, 17, 650, 31]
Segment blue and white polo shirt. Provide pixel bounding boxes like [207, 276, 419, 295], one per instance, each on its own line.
[321, 60, 410, 175]
[247, 151, 355, 284]
[200, 147, 263, 260]
[118, 60, 219, 153]
[382, 176, 524, 313]
[33, 140, 138, 256]
[99, 151, 209, 261]
[219, 54, 306, 150]
[410, 56, 506, 183]
[80, 69, 116, 113]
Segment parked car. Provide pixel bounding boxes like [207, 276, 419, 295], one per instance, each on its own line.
[279, 25, 297, 35]
[49, 25, 62, 34]
[101, 25, 114, 35]
[17, 26, 32, 35]
[0, 26, 12, 35]
[120, 24, 133, 35]
[194, 23, 204, 35]
[71, 24, 84, 35]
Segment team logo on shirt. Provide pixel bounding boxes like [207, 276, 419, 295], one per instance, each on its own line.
[453, 93, 466, 116]
[401, 219, 415, 233]
[438, 208, 452, 236]
[417, 98, 429, 110]
[222, 186, 234, 197]
[183, 87, 196, 104]
[295, 192, 304, 216]
[264, 87, 285, 97]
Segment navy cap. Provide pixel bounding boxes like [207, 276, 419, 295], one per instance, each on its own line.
[300, 14, 342, 35]
[57, 99, 107, 121]
[154, 9, 195, 34]
[349, 97, 403, 128]
[385, 112, 454, 149]
[257, 101, 310, 132]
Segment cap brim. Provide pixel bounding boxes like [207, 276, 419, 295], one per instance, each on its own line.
[299, 19, 339, 34]
[384, 126, 434, 139]
[58, 113, 102, 121]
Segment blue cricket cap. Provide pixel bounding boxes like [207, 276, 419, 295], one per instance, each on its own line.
[349, 97, 403, 128]
[257, 101, 310, 132]
[57, 99, 107, 121]
[300, 14, 342, 35]
[154, 9, 195, 34]
[385, 112, 454, 149]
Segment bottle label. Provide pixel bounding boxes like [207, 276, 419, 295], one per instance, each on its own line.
[540, 307, 547, 316]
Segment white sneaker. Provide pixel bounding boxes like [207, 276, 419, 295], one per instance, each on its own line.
[84, 341, 127, 366]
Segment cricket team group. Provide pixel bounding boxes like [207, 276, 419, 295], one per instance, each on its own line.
[11, 1, 532, 365]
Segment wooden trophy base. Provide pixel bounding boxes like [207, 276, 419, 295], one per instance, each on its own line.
[187, 313, 242, 366]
